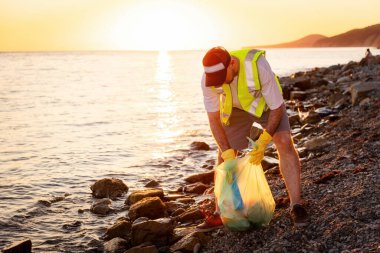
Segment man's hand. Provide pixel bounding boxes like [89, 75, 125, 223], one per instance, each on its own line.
[249, 130, 272, 165]
[221, 149, 236, 184]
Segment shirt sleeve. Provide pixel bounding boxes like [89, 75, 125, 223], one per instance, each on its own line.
[201, 74, 220, 112]
[257, 56, 284, 110]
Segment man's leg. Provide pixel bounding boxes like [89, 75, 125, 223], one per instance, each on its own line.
[272, 131, 302, 206]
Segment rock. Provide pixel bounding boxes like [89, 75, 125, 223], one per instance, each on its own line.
[104, 220, 132, 240]
[125, 243, 159, 253]
[350, 81, 380, 105]
[303, 136, 328, 151]
[171, 208, 186, 216]
[104, 237, 129, 253]
[128, 197, 167, 221]
[176, 197, 196, 204]
[2, 239, 32, 253]
[171, 226, 198, 242]
[315, 107, 336, 117]
[144, 180, 159, 188]
[288, 113, 301, 126]
[359, 97, 371, 106]
[62, 221, 82, 230]
[190, 141, 210, 151]
[175, 207, 203, 223]
[184, 171, 214, 184]
[314, 170, 341, 184]
[184, 182, 209, 194]
[170, 232, 210, 253]
[292, 77, 313, 90]
[163, 193, 186, 201]
[90, 178, 128, 200]
[261, 156, 279, 171]
[300, 111, 321, 124]
[126, 188, 164, 205]
[131, 218, 173, 246]
[91, 198, 113, 215]
[290, 91, 308, 100]
[336, 76, 351, 84]
[37, 200, 51, 207]
[165, 201, 188, 215]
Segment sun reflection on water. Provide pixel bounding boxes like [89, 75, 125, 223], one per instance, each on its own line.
[152, 51, 181, 157]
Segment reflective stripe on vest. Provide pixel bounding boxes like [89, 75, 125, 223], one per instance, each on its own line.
[212, 49, 282, 125]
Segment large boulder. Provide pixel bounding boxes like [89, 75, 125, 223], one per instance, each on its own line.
[184, 171, 214, 184]
[104, 220, 132, 240]
[91, 198, 113, 215]
[128, 197, 167, 221]
[126, 188, 164, 205]
[2, 239, 32, 253]
[131, 218, 174, 246]
[90, 178, 128, 200]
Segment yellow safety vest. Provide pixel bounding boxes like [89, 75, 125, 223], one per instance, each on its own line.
[213, 49, 282, 125]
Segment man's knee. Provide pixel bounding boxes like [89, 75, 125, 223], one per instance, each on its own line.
[273, 131, 294, 152]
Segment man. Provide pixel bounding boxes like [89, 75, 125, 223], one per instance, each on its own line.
[197, 46, 309, 229]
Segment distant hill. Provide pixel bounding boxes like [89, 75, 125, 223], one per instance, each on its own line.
[250, 24, 380, 48]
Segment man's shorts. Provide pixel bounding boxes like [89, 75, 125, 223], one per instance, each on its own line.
[222, 107, 291, 150]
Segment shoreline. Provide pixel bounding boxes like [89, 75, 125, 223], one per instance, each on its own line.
[2, 55, 380, 253]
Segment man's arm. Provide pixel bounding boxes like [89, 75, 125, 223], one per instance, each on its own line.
[265, 103, 285, 136]
[207, 111, 231, 152]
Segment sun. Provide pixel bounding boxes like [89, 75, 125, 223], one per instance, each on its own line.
[105, 0, 217, 51]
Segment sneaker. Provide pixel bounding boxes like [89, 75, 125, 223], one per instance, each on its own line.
[196, 213, 224, 232]
[290, 204, 309, 227]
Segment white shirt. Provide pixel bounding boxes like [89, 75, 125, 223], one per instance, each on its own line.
[201, 56, 283, 113]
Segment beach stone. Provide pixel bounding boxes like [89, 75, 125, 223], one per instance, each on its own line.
[125, 243, 159, 253]
[131, 218, 173, 246]
[174, 207, 203, 223]
[350, 81, 380, 105]
[2, 239, 32, 253]
[288, 113, 300, 126]
[104, 237, 129, 253]
[190, 141, 210, 151]
[104, 220, 132, 240]
[90, 178, 128, 200]
[262, 156, 279, 171]
[292, 77, 313, 90]
[171, 208, 186, 216]
[170, 232, 210, 253]
[303, 136, 328, 151]
[173, 197, 195, 205]
[290, 91, 308, 100]
[300, 111, 321, 124]
[144, 180, 159, 188]
[171, 226, 197, 242]
[126, 188, 164, 205]
[184, 171, 214, 184]
[337, 76, 352, 84]
[165, 201, 187, 215]
[91, 198, 113, 215]
[128, 197, 167, 221]
[184, 182, 209, 194]
[163, 193, 186, 201]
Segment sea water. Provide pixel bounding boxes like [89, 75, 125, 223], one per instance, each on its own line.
[0, 47, 377, 251]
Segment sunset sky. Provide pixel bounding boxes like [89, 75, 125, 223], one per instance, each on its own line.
[0, 0, 379, 51]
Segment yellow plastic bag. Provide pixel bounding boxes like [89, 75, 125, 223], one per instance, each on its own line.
[214, 155, 275, 231]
